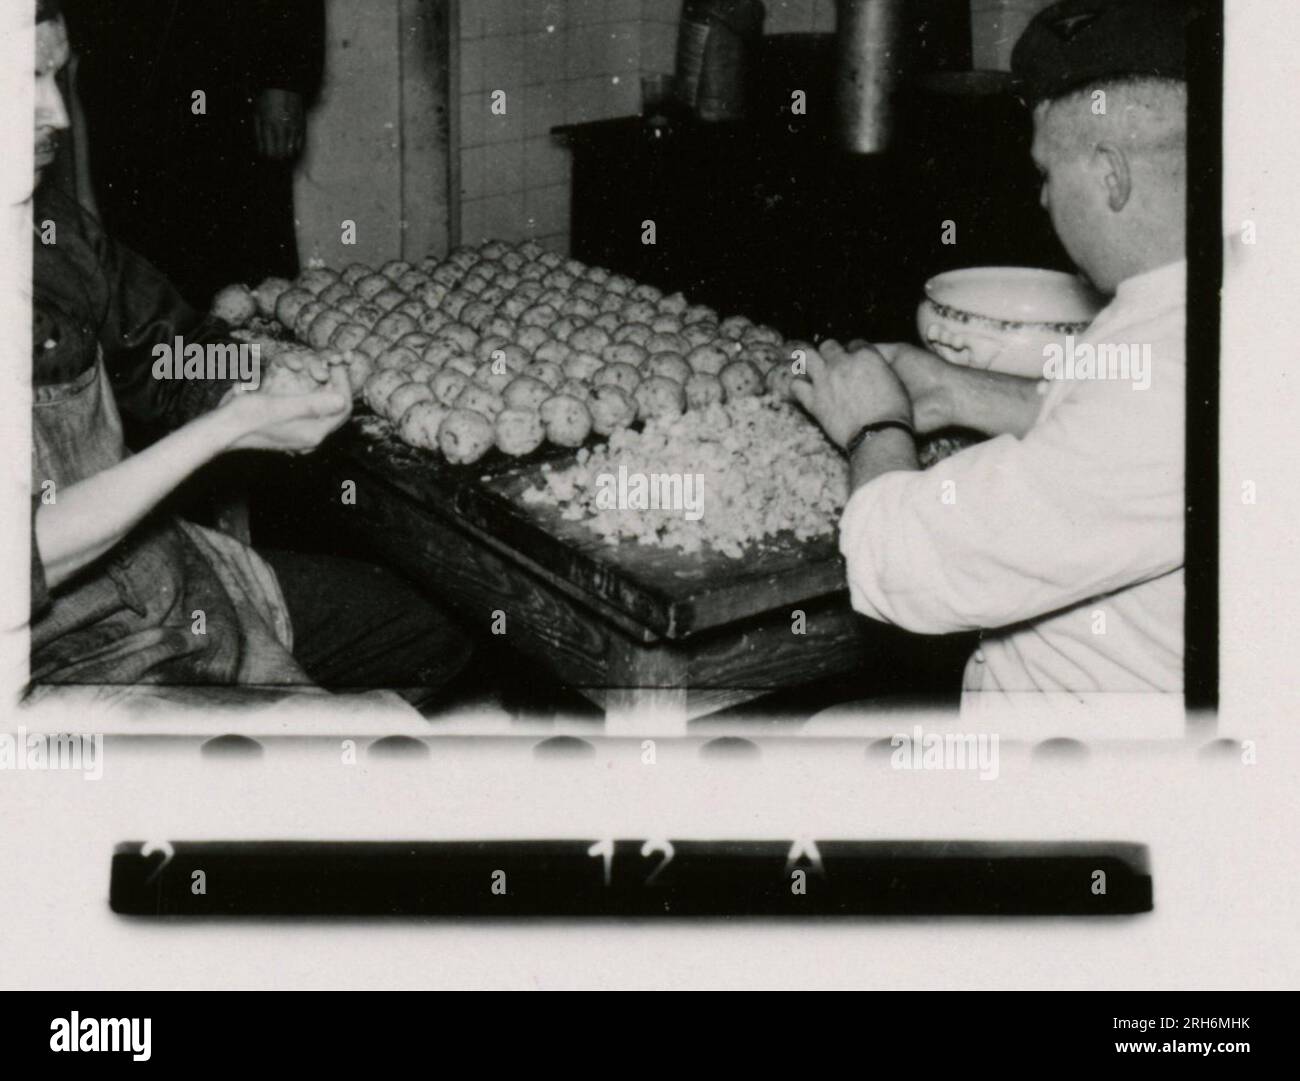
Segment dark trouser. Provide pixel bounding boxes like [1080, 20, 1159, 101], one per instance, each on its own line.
[259, 550, 474, 711]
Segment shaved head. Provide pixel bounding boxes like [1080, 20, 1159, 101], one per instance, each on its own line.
[1031, 77, 1187, 293]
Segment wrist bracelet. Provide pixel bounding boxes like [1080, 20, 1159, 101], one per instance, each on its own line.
[845, 418, 915, 456]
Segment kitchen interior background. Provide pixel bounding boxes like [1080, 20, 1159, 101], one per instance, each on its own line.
[295, 0, 1055, 269]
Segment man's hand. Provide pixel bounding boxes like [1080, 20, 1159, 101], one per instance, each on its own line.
[873, 342, 961, 433]
[790, 340, 913, 448]
[254, 88, 306, 160]
[220, 367, 351, 452]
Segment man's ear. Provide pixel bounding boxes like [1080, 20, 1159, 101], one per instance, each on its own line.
[1094, 142, 1132, 212]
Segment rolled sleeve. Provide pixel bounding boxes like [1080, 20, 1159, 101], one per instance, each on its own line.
[839, 376, 1184, 636]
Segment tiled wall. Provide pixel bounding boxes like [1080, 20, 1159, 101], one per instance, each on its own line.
[455, 0, 837, 256]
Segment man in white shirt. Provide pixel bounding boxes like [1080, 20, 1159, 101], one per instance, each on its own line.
[793, 0, 1192, 708]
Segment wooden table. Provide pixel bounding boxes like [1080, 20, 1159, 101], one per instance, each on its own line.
[314, 418, 889, 734]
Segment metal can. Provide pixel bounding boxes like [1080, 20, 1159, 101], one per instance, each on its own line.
[675, 0, 766, 122]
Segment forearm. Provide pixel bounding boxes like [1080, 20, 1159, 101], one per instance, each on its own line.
[34, 409, 236, 590]
[944, 368, 1044, 438]
[848, 427, 919, 496]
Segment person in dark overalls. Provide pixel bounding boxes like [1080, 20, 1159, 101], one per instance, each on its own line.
[25, 1, 471, 712]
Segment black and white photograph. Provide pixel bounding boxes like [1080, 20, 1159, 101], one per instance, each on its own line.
[0, 0, 1296, 1014]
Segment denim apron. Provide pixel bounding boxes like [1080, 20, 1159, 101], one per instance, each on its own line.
[29, 349, 308, 691]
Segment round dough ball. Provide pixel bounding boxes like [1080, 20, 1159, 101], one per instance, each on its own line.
[605, 273, 633, 295]
[597, 292, 625, 314]
[603, 341, 648, 368]
[441, 354, 476, 379]
[461, 300, 496, 332]
[499, 251, 525, 272]
[613, 323, 653, 347]
[743, 324, 784, 347]
[540, 394, 593, 448]
[439, 408, 495, 464]
[562, 297, 600, 321]
[503, 375, 550, 411]
[683, 304, 716, 325]
[593, 361, 640, 395]
[340, 263, 372, 287]
[719, 314, 753, 339]
[534, 339, 573, 366]
[765, 363, 798, 400]
[420, 340, 459, 369]
[475, 361, 514, 394]
[684, 372, 725, 409]
[687, 343, 729, 375]
[307, 309, 348, 351]
[417, 282, 449, 310]
[650, 314, 684, 335]
[589, 385, 637, 435]
[398, 400, 449, 450]
[524, 360, 564, 390]
[417, 308, 451, 336]
[494, 408, 546, 457]
[376, 345, 421, 372]
[397, 270, 428, 294]
[356, 334, 391, 361]
[456, 383, 506, 418]
[274, 287, 315, 329]
[298, 267, 339, 296]
[432, 369, 471, 406]
[292, 301, 328, 342]
[381, 259, 413, 281]
[742, 342, 784, 372]
[254, 277, 294, 319]
[344, 350, 375, 396]
[442, 291, 472, 319]
[495, 343, 530, 373]
[657, 291, 688, 315]
[479, 239, 509, 259]
[557, 378, 592, 402]
[593, 312, 622, 333]
[720, 359, 763, 400]
[350, 303, 383, 329]
[644, 352, 691, 384]
[516, 325, 549, 354]
[485, 314, 517, 340]
[336, 295, 364, 318]
[395, 299, 426, 322]
[213, 283, 258, 327]
[583, 265, 611, 285]
[519, 303, 559, 328]
[384, 380, 435, 422]
[432, 264, 463, 288]
[330, 322, 370, 352]
[396, 331, 434, 354]
[569, 325, 611, 355]
[563, 351, 604, 383]
[364, 370, 410, 414]
[355, 273, 390, 301]
[630, 282, 662, 304]
[634, 376, 686, 421]
[647, 332, 688, 355]
[474, 335, 511, 363]
[404, 360, 440, 385]
[372, 288, 408, 313]
[436, 322, 478, 353]
[681, 323, 716, 348]
[319, 281, 354, 308]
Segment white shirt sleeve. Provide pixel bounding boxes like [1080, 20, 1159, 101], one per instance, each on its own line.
[838, 367, 1185, 635]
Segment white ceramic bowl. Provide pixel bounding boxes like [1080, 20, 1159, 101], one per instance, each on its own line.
[916, 267, 1103, 378]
